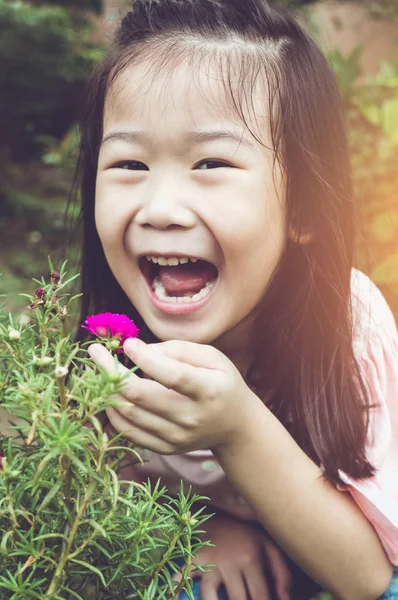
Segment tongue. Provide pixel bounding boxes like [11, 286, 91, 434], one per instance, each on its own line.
[159, 261, 217, 296]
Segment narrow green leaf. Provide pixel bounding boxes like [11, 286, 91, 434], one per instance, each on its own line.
[69, 559, 107, 587]
[37, 480, 62, 513]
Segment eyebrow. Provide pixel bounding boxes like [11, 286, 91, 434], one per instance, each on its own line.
[100, 129, 256, 151]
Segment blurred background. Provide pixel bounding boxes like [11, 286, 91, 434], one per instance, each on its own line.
[0, 0, 397, 320]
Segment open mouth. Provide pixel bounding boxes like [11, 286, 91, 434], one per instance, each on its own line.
[139, 255, 219, 304]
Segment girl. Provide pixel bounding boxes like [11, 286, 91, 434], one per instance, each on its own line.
[73, 0, 398, 597]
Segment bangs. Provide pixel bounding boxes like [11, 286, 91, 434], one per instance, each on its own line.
[106, 32, 286, 167]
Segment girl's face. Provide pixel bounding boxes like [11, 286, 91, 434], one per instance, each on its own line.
[96, 58, 287, 350]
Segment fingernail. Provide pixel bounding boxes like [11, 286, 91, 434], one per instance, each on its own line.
[88, 344, 101, 359]
[124, 338, 142, 353]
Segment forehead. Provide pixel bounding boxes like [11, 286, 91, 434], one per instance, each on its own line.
[103, 52, 270, 139]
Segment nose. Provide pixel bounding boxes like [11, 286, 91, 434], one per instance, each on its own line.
[135, 176, 197, 230]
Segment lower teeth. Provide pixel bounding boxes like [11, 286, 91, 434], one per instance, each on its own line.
[152, 277, 215, 303]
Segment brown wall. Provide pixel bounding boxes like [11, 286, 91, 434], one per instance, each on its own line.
[92, 0, 129, 43]
[311, 0, 398, 74]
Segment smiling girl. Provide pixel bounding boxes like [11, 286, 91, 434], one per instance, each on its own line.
[73, 0, 398, 598]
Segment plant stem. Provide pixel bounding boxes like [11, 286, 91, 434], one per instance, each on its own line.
[45, 480, 97, 597]
[61, 455, 73, 511]
[142, 525, 185, 590]
[37, 310, 47, 345]
[56, 373, 73, 509]
[61, 315, 68, 339]
[57, 377, 68, 412]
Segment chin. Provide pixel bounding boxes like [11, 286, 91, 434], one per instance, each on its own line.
[149, 322, 219, 345]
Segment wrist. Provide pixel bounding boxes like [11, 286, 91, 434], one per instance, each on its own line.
[213, 389, 266, 457]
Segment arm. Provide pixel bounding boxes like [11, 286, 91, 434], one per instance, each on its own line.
[212, 391, 393, 600]
[89, 339, 394, 600]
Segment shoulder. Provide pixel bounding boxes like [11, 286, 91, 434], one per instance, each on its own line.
[349, 269, 398, 464]
[340, 271, 398, 565]
[350, 268, 397, 358]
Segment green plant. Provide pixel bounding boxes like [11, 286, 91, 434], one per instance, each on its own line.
[0, 0, 104, 173]
[0, 261, 210, 599]
[327, 47, 398, 318]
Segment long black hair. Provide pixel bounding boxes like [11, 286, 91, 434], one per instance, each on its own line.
[69, 0, 375, 484]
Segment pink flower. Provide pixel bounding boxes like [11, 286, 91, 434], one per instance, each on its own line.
[81, 313, 139, 353]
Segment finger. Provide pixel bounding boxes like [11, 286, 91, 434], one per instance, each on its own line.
[217, 569, 248, 600]
[148, 339, 227, 370]
[111, 400, 192, 447]
[88, 342, 156, 406]
[123, 338, 213, 397]
[89, 343, 196, 424]
[88, 343, 130, 378]
[114, 377, 191, 423]
[200, 572, 224, 600]
[106, 407, 177, 454]
[200, 587, 219, 600]
[263, 538, 292, 600]
[243, 563, 271, 600]
[171, 567, 202, 600]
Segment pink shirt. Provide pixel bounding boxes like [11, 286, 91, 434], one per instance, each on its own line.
[127, 269, 398, 565]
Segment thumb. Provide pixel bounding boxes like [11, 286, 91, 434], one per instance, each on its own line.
[149, 339, 229, 371]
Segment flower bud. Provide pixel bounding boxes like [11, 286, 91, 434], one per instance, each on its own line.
[34, 356, 53, 367]
[54, 365, 69, 379]
[109, 339, 121, 351]
[7, 469, 20, 479]
[57, 305, 68, 320]
[8, 328, 20, 341]
[0, 454, 7, 473]
[29, 288, 46, 310]
[180, 511, 198, 527]
[50, 270, 61, 285]
[107, 370, 121, 383]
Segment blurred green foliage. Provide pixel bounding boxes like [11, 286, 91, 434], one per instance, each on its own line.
[0, 0, 104, 311]
[42, 0, 103, 12]
[0, 0, 104, 170]
[328, 47, 398, 316]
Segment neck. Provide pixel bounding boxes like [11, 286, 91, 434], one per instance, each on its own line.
[213, 316, 257, 381]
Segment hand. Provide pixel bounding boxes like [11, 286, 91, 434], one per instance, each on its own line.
[172, 512, 292, 600]
[87, 338, 257, 455]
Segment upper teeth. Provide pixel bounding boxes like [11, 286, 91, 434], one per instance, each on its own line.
[146, 256, 198, 266]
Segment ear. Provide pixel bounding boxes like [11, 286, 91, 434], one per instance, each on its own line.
[287, 225, 314, 245]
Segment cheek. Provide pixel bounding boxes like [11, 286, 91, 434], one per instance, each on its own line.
[225, 195, 286, 252]
[95, 183, 127, 248]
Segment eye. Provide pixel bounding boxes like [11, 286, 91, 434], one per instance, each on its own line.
[109, 159, 235, 171]
[194, 160, 235, 170]
[111, 161, 149, 171]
